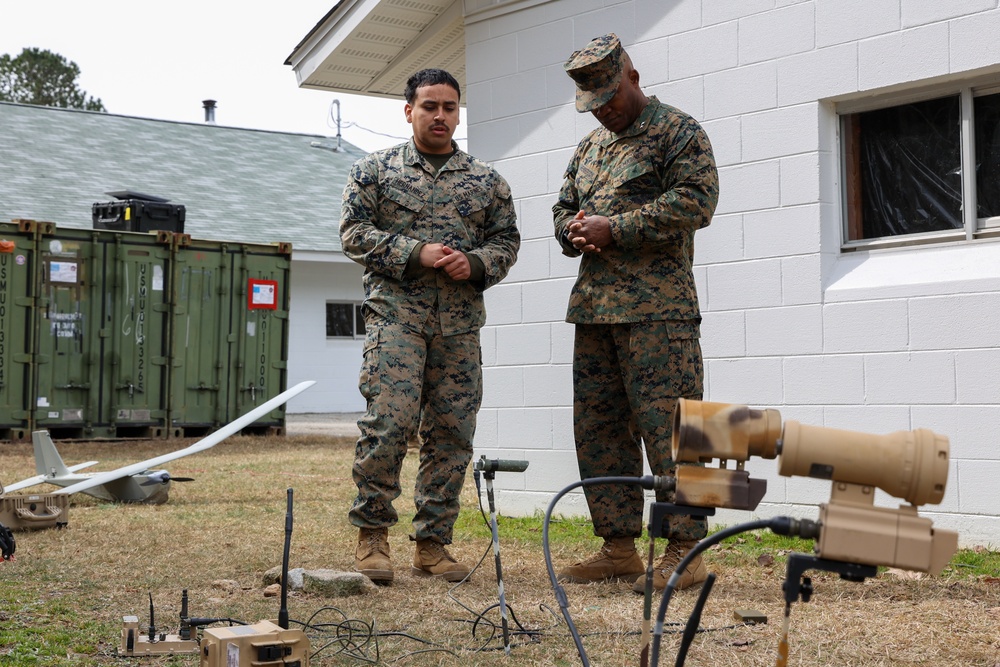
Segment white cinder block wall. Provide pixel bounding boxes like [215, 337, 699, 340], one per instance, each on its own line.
[465, 0, 1000, 546]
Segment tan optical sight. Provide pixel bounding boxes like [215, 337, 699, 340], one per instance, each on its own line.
[672, 399, 782, 463]
[668, 400, 782, 511]
[672, 399, 958, 574]
[778, 420, 948, 507]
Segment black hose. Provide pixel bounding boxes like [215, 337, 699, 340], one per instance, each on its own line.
[543, 475, 663, 667]
[650, 519, 772, 666]
[675, 573, 715, 666]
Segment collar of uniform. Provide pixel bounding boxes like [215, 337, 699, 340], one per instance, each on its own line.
[403, 138, 468, 171]
[599, 95, 660, 146]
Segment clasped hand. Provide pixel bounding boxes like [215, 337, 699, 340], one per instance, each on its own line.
[567, 210, 612, 253]
[420, 243, 471, 281]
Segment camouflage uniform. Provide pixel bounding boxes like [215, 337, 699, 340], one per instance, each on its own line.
[553, 90, 719, 542]
[341, 139, 519, 544]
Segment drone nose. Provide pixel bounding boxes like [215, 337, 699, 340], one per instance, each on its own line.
[140, 471, 195, 486]
[140, 471, 171, 486]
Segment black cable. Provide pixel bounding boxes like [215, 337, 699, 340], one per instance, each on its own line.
[465, 603, 549, 647]
[294, 472, 559, 662]
[675, 573, 715, 666]
[185, 617, 248, 628]
[650, 519, 770, 667]
[580, 622, 747, 638]
[448, 468, 550, 653]
[298, 608, 378, 662]
[543, 474, 668, 667]
[296, 467, 556, 662]
[298, 607, 459, 663]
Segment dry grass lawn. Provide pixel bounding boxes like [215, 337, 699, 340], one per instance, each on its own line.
[1, 433, 998, 666]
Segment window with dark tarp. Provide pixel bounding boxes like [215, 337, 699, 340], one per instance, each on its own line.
[975, 92, 1000, 220]
[326, 302, 364, 338]
[843, 87, 1000, 247]
[845, 95, 962, 241]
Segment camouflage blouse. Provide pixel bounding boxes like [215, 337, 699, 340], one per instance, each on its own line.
[553, 97, 719, 329]
[341, 140, 519, 336]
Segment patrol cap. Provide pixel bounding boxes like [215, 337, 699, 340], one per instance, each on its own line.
[563, 33, 623, 112]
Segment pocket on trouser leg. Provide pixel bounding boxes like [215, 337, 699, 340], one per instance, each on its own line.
[359, 327, 382, 399]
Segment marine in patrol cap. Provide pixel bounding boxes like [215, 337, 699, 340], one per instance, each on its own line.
[563, 33, 623, 112]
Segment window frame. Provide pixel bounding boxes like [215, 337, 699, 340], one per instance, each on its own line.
[838, 80, 1000, 252]
[325, 301, 365, 339]
[971, 83, 1000, 233]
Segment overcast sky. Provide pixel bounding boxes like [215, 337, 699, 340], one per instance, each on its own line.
[0, 2, 463, 153]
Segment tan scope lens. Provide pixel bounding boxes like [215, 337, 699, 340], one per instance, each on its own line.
[672, 399, 782, 463]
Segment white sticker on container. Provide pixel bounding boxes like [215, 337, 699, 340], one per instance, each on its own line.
[49, 261, 78, 283]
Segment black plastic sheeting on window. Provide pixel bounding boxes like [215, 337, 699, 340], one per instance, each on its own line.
[975, 92, 1000, 220]
[326, 303, 365, 337]
[326, 302, 354, 337]
[858, 95, 962, 239]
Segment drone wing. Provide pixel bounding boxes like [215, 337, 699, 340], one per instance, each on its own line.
[3, 474, 51, 494]
[3, 475, 48, 493]
[53, 380, 315, 497]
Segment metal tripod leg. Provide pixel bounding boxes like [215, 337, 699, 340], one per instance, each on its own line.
[484, 473, 511, 655]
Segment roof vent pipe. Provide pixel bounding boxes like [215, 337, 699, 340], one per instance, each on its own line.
[202, 99, 217, 124]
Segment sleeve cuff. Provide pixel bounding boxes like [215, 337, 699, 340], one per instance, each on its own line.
[404, 242, 425, 278]
[466, 253, 486, 283]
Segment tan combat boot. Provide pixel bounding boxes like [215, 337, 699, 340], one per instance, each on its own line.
[355, 527, 393, 585]
[632, 539, 707, 594]
[557, 537, 645, 584]
[411, 539, 471, 582]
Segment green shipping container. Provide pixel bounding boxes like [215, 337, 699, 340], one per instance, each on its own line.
[227, 243, 291, 432]
[32, 227, 171, 438]
[97, 232, 172, 436]
[31, 228, 102, 437]
[1, 220, 290, 441]
[167, 236, 290, 435]
[0, 221, 40, 441]
[167, 236, 232, 432]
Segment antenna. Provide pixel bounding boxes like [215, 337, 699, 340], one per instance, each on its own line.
[331, 99, 343, 152]
[311, 100, 344, 152]
[179, 589, 191, 640]
[148, 593, 156, 642]
[278, 488, 293, 630]
[121, 489, 308, 661]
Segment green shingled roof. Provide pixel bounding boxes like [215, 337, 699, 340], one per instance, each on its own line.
[0, 101, 368, 253]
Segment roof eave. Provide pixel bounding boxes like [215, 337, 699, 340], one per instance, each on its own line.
[286, 0, 467, 100]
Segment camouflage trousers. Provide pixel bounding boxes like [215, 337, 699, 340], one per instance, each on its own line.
[349, 311, 482, 545]
[573, 321, 707, 542]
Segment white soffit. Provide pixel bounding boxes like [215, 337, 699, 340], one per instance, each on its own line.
[286, 0, 466, 101]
